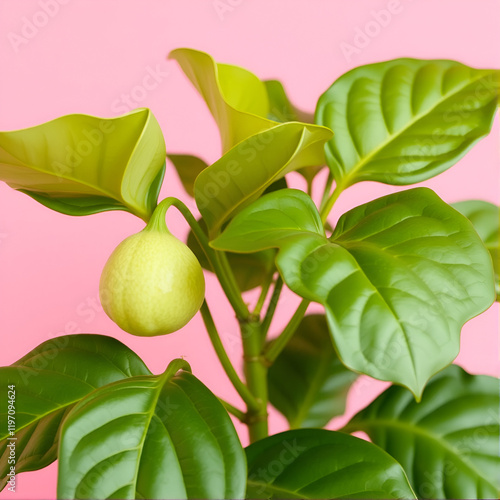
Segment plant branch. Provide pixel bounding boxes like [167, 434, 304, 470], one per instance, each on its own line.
[320, 182, 345, 224]
[319, 171, 334, 213]
[261, 275, 283, 339]
[253, 273, 275, 317]
[215, 250, 249, 320]
[262, 298, 310, 365]
[306, 176, 314, 197]
[218, 398, 246, 422]
[200, 300, 260, 412]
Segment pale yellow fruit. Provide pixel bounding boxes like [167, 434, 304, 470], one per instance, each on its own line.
[99, 230, 205, 336]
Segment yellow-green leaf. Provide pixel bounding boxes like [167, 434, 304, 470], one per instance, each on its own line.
[169, 48, 272, 152]
[0, 108, 166, 221]
[195, 123, 332, 237]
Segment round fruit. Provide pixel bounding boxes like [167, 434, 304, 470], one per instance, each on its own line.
[99, 227, 205, 336]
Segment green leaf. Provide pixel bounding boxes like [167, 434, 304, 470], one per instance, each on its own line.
[316, 59, 500, 187]
[268, 315, 357, 428]
[57, 359, 246, 500]
[187, 218, 275, 291]
[0, 334, 151, 491]
[453, 200, 499, 298]
[212, 188, 324, 253]
[245, 429, 416, 499]
[169, 48, 272, 153]
[0, 108, 166, 220]
[168, 154, 208, 198]
[346, 365, 500, 500]
[212, 188, 495, 397]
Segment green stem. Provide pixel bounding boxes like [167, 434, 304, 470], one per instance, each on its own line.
[262, 299, 310, 365]
[261, 276, 283, 339]
[253, 273, 275, 317]
[200, 301, 260, 412]
[215, 251, 249, 320]
[218, 398, 246, 422]
[319, 171, 334, 213]
[320, 182, 345, 224]
[241, 319, 269, 442]
[306, 176, 314, 197]
[154, 197, 249, 320]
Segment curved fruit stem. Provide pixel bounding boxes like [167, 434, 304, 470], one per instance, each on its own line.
[154, 197, 249, 320]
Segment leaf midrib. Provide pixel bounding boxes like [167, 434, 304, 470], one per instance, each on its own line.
[348, 418, 499, 492]
[128, 372, 185, 497]
[327, 239, 420, 391]
[246, 479, 305, 498]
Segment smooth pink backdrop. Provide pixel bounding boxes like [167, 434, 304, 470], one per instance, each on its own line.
[1, 1, 499, 498]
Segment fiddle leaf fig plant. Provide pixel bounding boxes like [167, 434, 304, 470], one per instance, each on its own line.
[0, 49, 498, 499]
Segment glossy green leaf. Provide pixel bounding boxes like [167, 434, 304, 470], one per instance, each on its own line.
[212, 188, 495, 397]
[245, 429, 416, 499]
[268, 315, 357, 428]
[57, 359, 246, 500]
[453, 200, 499, 298]
[0, 334, 151, 491]
[168, 154, 208, 197]
[316, 59, 500, 187]
[346, 365, 500, 499]
[187, 218, 275, 291]
[0, 108, 166, 220]
[212, 188, 324, 253]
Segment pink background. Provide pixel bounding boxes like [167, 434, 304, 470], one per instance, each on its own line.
[1, 1, 499, 498]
